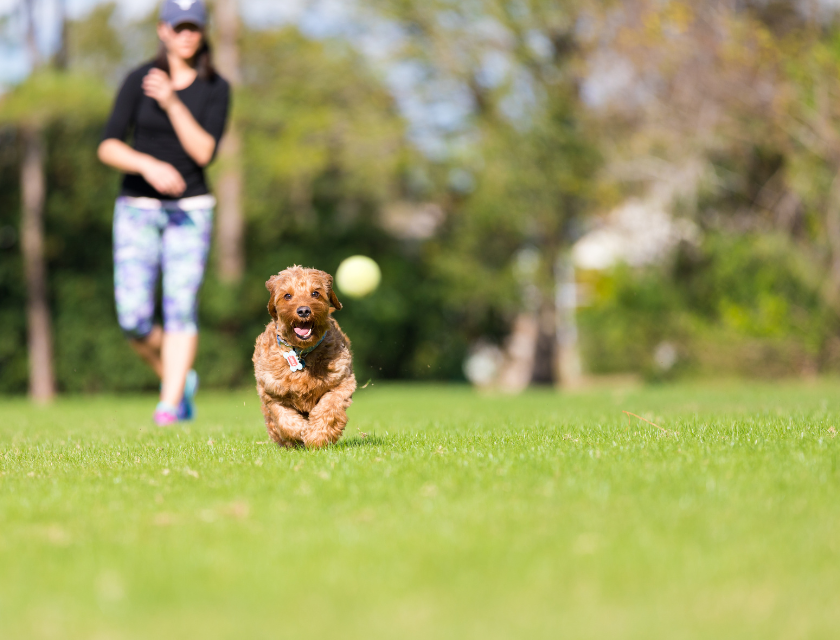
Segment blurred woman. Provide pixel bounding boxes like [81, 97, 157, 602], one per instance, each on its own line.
[98, 0, 229, 425]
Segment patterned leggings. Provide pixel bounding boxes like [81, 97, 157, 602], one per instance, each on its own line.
[113, 196, 213, 339]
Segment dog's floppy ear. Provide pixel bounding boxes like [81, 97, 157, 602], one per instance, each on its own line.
[329, 286, 342, 311]
[316, 271, 342, 311]
[265, 275, 281, 320]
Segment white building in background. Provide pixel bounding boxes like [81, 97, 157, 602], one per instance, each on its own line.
[572, 197, 701, 270]
[572, 160, 704, 271]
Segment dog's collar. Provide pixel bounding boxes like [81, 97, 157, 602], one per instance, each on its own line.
[275, 327, 328, 370]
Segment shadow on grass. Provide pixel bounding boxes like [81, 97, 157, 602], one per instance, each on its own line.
[331, 434, 385, 449]
[334, 434, 386, 449]
[257, 434, 387, 452]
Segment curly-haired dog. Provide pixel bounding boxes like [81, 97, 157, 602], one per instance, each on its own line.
[253, 266, 356, 448]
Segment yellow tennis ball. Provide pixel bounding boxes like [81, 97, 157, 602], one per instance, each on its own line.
[336, 255, 382, 298]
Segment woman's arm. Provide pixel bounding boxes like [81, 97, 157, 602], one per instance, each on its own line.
[98, 66, 187, 197]
[97, 139, 186, 197]
[142, 69, 217, 167]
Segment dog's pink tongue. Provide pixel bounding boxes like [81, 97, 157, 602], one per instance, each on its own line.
[294, 326, 311, 337]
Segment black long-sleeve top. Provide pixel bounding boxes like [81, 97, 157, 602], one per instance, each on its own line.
[101, 61, 230, 199]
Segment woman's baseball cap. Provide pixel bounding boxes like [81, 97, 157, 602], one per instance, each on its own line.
[160, 0, 207, 28]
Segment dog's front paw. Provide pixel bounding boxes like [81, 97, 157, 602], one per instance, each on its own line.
[302, 424, 343, 449]
[304, 386, 352, 448]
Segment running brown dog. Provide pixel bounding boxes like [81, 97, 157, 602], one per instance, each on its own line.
[253, 266, 356, 448]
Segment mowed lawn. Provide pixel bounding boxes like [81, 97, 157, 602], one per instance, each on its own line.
[1, 381, 838, 640]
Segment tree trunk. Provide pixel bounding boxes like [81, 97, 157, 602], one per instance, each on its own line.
[24, 0, 40, 69]
[20, 127, 56, 403]
[496, 313, 540, 393]
[215, 126, 244, 282]
[554, 253, 582, 389]
[54, 0, 68, 69]
[214, 0, 245, 283]
[822, 174, 840, 314]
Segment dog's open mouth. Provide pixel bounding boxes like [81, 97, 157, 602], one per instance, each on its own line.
[293, 322, 313, 339]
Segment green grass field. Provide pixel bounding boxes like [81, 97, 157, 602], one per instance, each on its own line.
[1, 381, 838, 639]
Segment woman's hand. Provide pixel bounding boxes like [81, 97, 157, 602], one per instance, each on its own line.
[140, 157, 186, 197]
[98, 140, 186, 197]
[143, 68, 179, 111]
[141, 67, 216, 166]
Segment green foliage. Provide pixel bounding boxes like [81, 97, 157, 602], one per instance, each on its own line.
[0, 128, 25, 391]
[579, 234, 838, 379]
[0, 121, 158, 394]
[430, 105, 601, 323]
[237, 29, 406, 205]
[65, 3, 125, 82]
[376, 0, 605, 349]
[1, 383, 839, 638]
[578, 265, 690, 379]
[0, 70, 110, 127]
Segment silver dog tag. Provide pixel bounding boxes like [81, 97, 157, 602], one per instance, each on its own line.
[283, 351, 304, 372]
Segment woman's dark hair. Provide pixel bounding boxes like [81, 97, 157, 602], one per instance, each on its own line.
[153, 37, 216, 81]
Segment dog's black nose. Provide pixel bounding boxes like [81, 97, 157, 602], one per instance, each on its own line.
[296, 306, 311, 319]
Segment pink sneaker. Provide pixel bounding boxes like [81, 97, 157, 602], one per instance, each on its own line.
[154, 402, 179, 427]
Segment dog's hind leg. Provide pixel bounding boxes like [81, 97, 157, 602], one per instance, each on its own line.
[304, 376, 357, 448]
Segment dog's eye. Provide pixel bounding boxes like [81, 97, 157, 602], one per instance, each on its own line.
[311, 291, 320, 298]
[284, 294, 292, 301]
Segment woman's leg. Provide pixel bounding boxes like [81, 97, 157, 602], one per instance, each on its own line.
[129, 324, 164, 377]
[160, 331, 198, 406]
[114, 198, 164, 371]
[159, 204, 213, 407]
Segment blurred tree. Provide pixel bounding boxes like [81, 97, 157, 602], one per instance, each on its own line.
[65, 3, 125, 82]
[213, 0, 245, 283]
[1, 1, 112, 399]
[19, 0, 52, 403]
[54, 0, 67, 69]
[777, 30, 840, 313]
[19, 123, 52, 403]
[365, 0, 601, 389]
[237, 28, 407, 219]
[568, 0, 840, 377]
